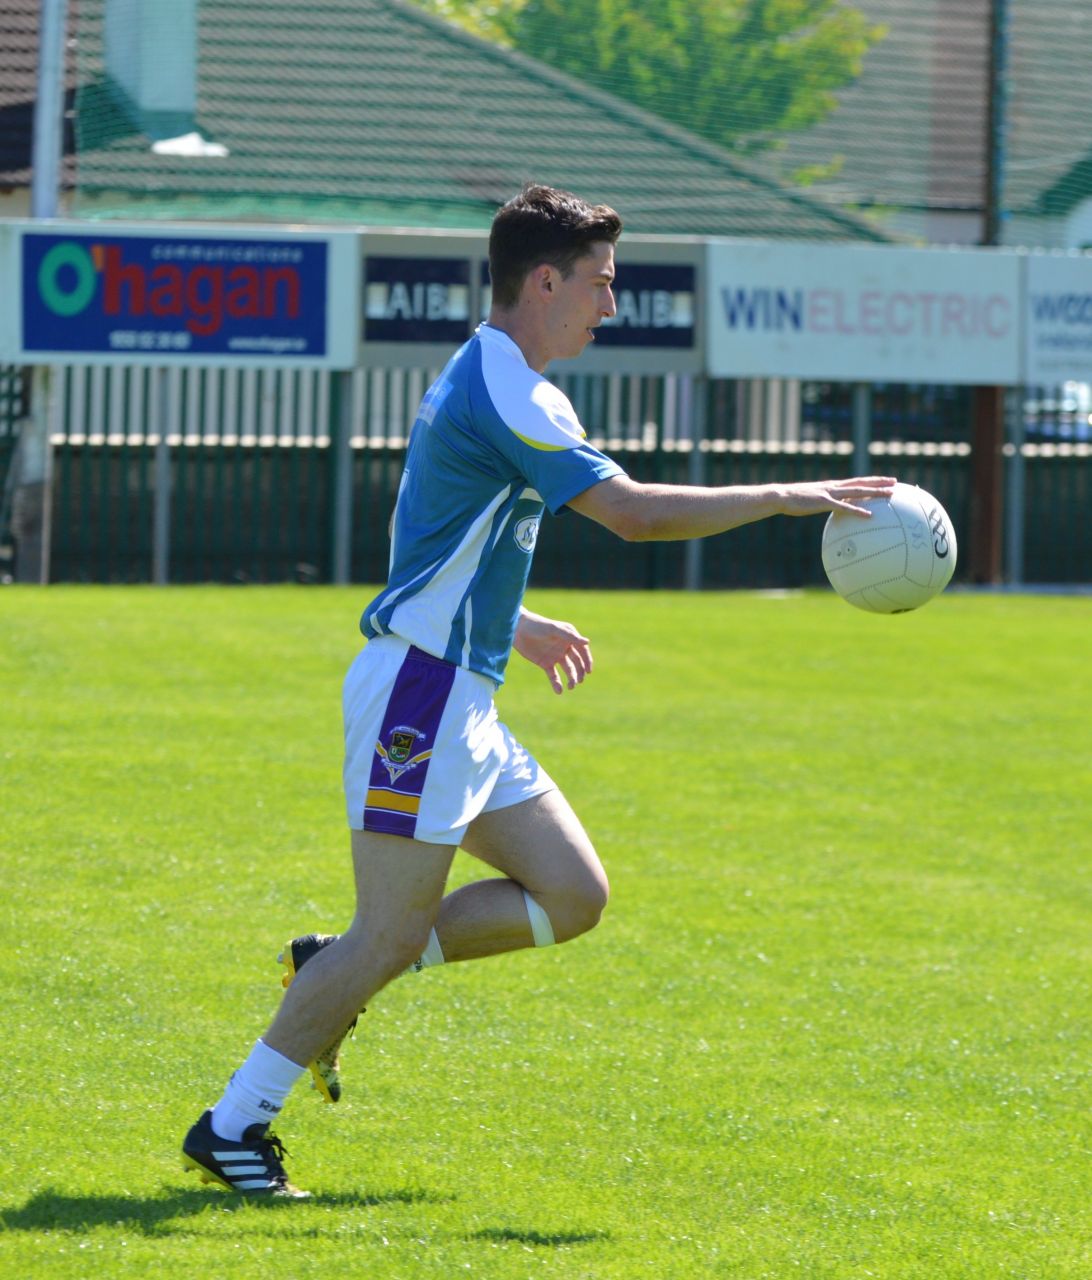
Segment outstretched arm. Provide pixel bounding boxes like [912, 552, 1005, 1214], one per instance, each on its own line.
[513, 607, 593, 695]
[566, 475, 898, 542]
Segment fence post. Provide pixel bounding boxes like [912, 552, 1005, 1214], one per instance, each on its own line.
[852, 383, 872, 475]
[330, 369, 354, 584]
[12, 365, 56, 584]
[1004, 386, 1025, 587]
[683, 374, 706, 591]
[152, 367, 172, 584]
[970, 385, 1005, 583]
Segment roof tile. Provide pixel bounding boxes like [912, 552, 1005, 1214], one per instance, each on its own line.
[61, 0, 889, 239]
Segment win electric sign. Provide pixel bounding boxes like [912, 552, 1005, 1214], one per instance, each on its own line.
[21, 231, 331, 362]
[706, 241, 1022, 384]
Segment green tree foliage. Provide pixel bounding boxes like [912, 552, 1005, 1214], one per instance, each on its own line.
[413, 0, 515, 43]
[413, 0, 884, 157]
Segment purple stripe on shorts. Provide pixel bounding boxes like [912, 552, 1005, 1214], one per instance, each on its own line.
[362, 646, 457, 838]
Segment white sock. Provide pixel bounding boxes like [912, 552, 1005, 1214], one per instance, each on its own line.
[209, 1039, 307, 1141]
[406, 926, 445, 974]
[523, 890, 555, 947]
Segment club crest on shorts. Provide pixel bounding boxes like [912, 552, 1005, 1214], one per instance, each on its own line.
[375, 724, 431, 783]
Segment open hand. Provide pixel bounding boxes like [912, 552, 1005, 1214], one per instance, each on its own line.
[513, 608, 593, 695]
[778, 476, 898, 518]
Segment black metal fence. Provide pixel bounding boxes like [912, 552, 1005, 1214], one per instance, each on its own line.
[1, 362, 1089, 587]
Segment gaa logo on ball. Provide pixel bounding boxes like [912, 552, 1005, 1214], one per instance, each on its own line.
[821, 482, 957, 613]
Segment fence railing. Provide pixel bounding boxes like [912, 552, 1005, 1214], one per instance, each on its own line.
[1, 362, 1089, 587]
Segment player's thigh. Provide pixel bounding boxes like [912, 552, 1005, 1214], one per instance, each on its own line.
[461, 788, 608, 914]
[348, 827, 456, 962]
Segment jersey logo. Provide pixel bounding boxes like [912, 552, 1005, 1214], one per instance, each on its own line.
[375, 725, 432, 783]
[514, 516, 540, 553]
[417, 378, 452, 427]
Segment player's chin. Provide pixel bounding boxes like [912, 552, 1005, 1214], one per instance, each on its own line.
[565, 331, 595, 359]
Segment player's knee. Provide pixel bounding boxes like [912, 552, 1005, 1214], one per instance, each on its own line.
[387, 923, 436, 976]
[343, 918, 432, 984]
[545, 868, 609, 943]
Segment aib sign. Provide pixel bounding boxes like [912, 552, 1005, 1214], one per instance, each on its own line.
[22, 232, 328, 358]
[478, 260, 695, 349]
[364, 257, 470, 344]
[596, 263, 695, 348]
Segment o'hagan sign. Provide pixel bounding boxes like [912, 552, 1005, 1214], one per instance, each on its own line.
[5, 222, 358, 368]
[706, 241, 1022, 385]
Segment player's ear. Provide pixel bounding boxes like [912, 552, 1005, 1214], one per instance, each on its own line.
[532, 263, 555, 296]
[517, 264, 552, 306]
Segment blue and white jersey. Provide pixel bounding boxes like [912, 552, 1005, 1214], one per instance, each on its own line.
[361, 324, 624, 685]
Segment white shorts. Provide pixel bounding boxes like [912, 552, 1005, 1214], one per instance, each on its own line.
[342, 636, 556, 845]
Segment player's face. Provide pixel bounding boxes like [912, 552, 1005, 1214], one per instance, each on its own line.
[549, 242, 616, 360]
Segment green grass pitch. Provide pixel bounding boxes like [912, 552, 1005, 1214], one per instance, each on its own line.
[0, 585, 1088, 1279]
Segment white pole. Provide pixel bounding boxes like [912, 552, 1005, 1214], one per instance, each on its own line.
[20, 0, 69, 584]
[31, 0, 69, 219]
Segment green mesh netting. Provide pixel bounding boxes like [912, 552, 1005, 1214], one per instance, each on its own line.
[68, 1, 1092, 248]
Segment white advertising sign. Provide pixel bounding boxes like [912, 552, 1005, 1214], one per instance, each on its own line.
[1023, 253, 1092, 385]
[706, 240, 1022, 384]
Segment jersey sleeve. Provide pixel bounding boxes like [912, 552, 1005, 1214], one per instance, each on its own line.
[486, 375, 625, 514]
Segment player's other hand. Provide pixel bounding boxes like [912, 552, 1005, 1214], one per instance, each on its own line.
[514, 608, 593, 695]
[778, 475, 898, 518]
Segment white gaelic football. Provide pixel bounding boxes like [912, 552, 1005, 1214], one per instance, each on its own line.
[821, 482, 957, 613]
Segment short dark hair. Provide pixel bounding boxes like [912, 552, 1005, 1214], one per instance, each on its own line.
[488, 184, 623, 308]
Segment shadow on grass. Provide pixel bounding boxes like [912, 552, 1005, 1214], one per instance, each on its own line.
[1, 1185, 446, 1234]
[471, 1226, 610, 1248]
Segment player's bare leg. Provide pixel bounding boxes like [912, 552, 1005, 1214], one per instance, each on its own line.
[183, 831, 454, 1191]
[263, 829, 456, 1068]
[285, 789, 607, 981]
[276, 790, 607, 1104]
[440, 787, 609, 958]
